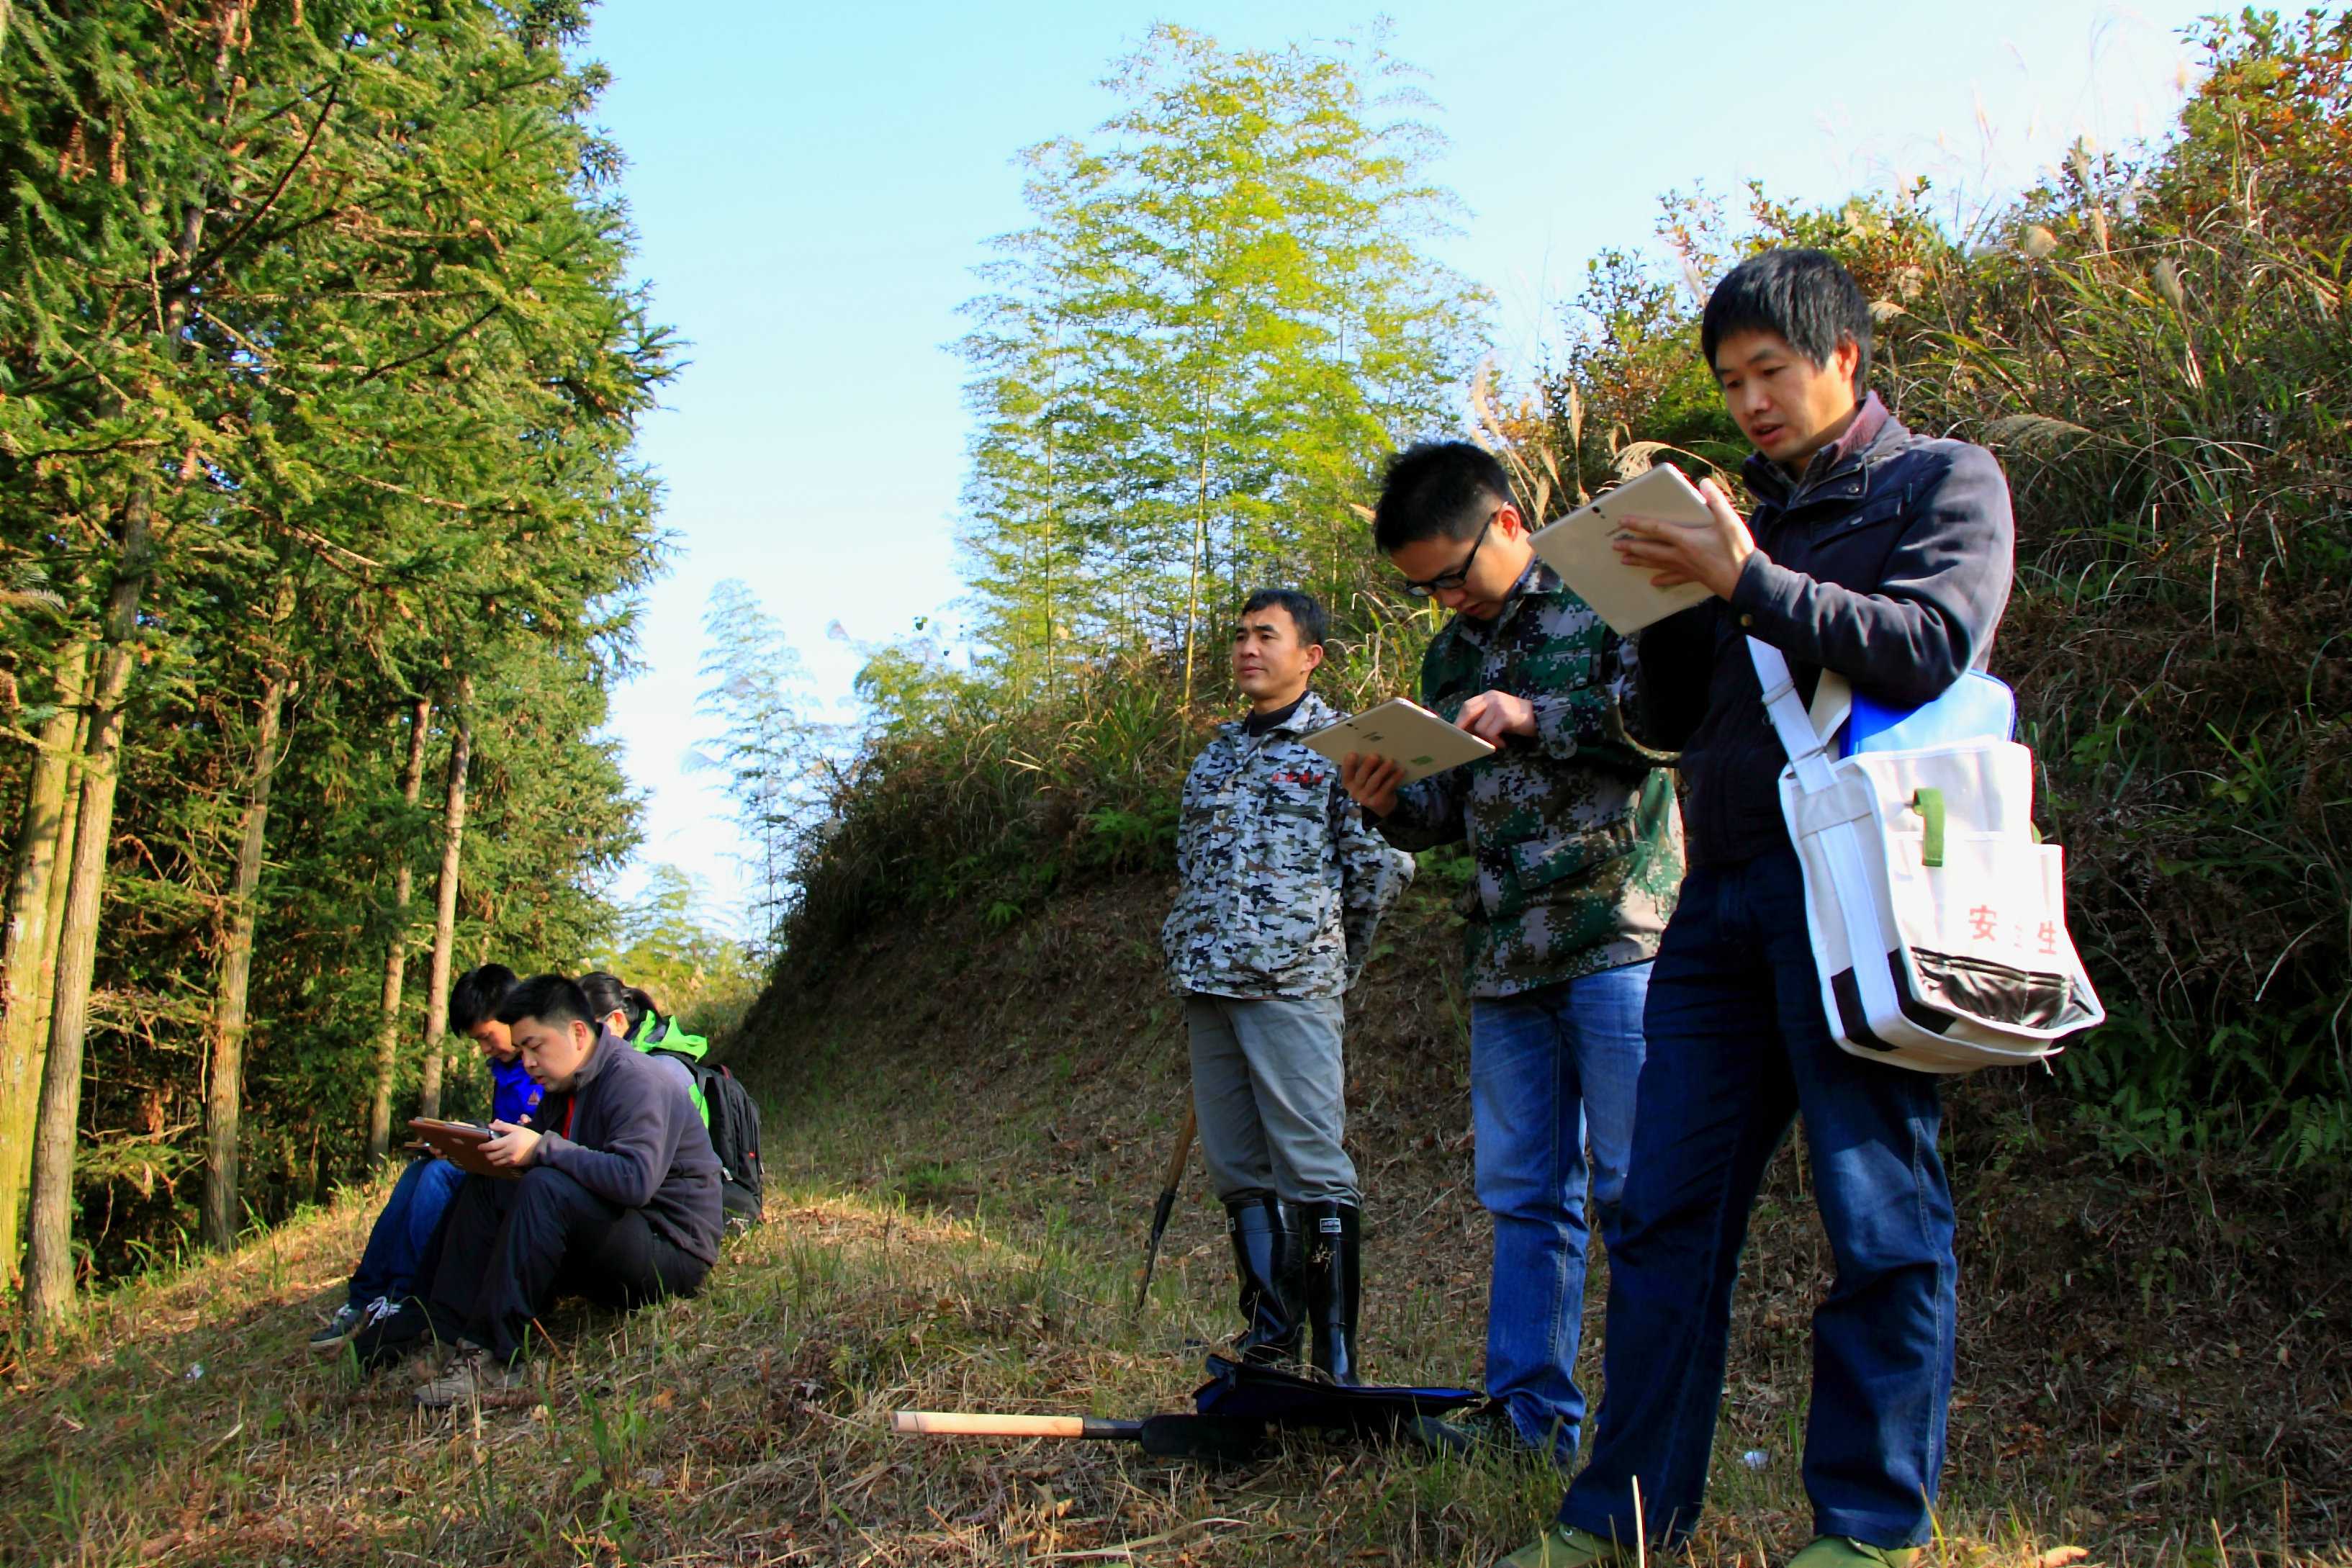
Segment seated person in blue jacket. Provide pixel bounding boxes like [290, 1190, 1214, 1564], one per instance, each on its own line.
[367, 973, 725, 1407]
[309, 963, 539, 1351]
[1500, 248, 2014, 1568]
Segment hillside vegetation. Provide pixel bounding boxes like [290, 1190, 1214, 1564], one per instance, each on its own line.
[6, 878, 2346, 1566]
[782, 11, 2352, 1169]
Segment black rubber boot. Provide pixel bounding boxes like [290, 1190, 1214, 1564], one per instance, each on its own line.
[1301, 1199, 1363, 1385]
[1224, 1192, 1302, 1365]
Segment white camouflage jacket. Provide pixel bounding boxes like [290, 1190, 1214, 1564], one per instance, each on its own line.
[1161, 689, 1417, 1000]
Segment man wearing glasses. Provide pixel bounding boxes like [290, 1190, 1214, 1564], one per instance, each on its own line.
[1340, 441, 1683, 1468]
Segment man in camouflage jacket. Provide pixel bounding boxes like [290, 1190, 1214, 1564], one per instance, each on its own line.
[1163, 588, 1414, 1384]
[1342, 441, 1684, 1466]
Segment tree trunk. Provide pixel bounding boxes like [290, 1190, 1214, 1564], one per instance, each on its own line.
[21, 0, 243, 1324]
[31, 710, 89, 1052]
[417, 677, 472, 1121]
[24, 490, 154, 1326]
[1040, 316, 1062, 696]
[199, 662, 288, 1251]
[366, 696, 432, 1161]
[1181, 420, 1210, 708]
[0, 639, 89, 1287]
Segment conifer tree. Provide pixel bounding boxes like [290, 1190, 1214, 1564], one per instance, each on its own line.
[694, 580, 823, 950]
[0, 0, 673, 1313]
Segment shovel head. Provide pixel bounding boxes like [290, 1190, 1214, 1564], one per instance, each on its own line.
[1191, 1354, 1479, 1438]
[1135, 1412, 1269, 1463]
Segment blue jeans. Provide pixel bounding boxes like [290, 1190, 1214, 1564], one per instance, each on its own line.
[348, 1157, 465, 1307]
[1559, 849, 1956, 1549]
[1470, 961, 1650, 1465]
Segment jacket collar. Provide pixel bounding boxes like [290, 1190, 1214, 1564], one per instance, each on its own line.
[1223, 687, 1338, 742]
[566, 1026, 630, 1094]
[1743, 391, 1901, 510]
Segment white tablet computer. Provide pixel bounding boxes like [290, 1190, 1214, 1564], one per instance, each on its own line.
[1300, 698, 1496, 785]
[1529, 461, 1720, 635]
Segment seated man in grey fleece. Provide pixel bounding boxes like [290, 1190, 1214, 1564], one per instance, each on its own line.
[405, 971, 725, 1407]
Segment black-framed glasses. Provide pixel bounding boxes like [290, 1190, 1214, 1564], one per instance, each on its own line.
[1400, 511, 1496, 598]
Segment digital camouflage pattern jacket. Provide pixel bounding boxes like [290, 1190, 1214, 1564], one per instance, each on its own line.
[1375, 559, 1685, 998]
[1163, 689, 1417, 1001]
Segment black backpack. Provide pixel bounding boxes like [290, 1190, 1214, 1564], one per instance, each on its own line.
[652, 1052, 765, 1230]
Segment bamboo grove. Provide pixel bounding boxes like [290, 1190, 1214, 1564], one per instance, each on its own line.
[954, 24, 1486, 709]
[0, 2, 672, 1324]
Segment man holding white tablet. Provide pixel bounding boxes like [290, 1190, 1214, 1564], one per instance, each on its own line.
[1339, 443, 1685, 1468]
[1505, 250, 2014, 1568]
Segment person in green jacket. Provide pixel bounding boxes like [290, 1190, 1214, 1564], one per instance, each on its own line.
[1341, 440, 1685, 1466]
[579, 973, 710, 1124]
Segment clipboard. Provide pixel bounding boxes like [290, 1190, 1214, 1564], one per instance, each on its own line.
[405, 1117, 521, 1180]
[1528, 461, 1719, 635]
[1300, 698, 1496, 785]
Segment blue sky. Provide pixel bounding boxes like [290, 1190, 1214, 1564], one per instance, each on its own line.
[583, 0, 2214, 930]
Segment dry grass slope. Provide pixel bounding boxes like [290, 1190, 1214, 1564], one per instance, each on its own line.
[3, 878, 2346, 1566]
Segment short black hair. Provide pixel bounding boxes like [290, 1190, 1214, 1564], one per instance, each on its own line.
[1239, 587, 1327, 649]
[1700, 248, 1873, 394]
[494, 973, 595, 1033]
[449, 963, 518, 1034]
[1373, 441, 1514, 552]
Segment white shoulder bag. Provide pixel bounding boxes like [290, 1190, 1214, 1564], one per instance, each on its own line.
[1749, 638, 2105, 1073]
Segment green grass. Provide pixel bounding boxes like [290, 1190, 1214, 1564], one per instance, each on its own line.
[0, 1142, 2335, 1566]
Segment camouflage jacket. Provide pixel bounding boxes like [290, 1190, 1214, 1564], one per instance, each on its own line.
[1375, 559, 1685, 998]
[1163, 689, 1417, 1000]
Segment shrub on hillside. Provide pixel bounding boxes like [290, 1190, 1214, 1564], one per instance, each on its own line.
[1527, 11, 2352, 1155]
[783, 652, 1204, 961]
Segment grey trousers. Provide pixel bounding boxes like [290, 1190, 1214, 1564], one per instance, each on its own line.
[1185, 993, 1359, 1206]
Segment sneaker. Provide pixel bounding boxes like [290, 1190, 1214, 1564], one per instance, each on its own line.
[348, 1299, 434, 1373]
[1787, 1538, 1919, 1568]
[307, 1301, 364, 1353]
[414, 1345, 526, 1408]
[1497, 1525, 1636, 1568]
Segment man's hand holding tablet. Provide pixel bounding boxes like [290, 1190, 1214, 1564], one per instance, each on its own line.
[1607, 474, 1757, 598]
[1333, 689, 1528, 816]
[482, 1118, 543, 1170]
[1338, 751, 1405, 817]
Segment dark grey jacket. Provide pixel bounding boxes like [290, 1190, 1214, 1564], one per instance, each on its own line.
[1637, 395, 2015, 868]
[535, 1028, 725, 1266]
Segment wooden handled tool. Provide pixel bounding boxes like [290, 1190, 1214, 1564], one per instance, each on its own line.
[892, 1406, 1265, 1462]
[894, 1411, 1141, 1440]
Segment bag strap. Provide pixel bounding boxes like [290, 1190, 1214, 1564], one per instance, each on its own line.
[1749, 637, 1908, 1041]
[1749, 639, 1838, 793]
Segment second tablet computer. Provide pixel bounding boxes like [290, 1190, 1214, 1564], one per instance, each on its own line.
[406, 1117, 521, 1180]
[1299, 698, 1497, 785]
